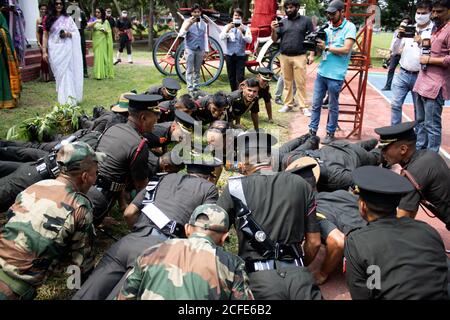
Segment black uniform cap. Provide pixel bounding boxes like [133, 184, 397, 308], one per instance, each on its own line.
[374, 121, 416, 149]
[175, 109, 196, 133]
[125, 94, 162, 112]
[236, 130, 278, 154]
[353, 166, 415, 211]
[257, 67, 274, 81]
[162, 78, 181, 96]
[171, 149, 222, 175]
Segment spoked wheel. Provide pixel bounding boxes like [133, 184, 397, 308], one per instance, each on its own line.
[246, 42, 279, 75]
[269, 50, 282, 81]
[175, 37, 224, 86]
[152, 31, 183, 76]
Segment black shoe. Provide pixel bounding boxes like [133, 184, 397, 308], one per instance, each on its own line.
[113, 59, 121, 65]
[381, 86, 391, 91]
[309, 129, 317, 136]
[322, 132, 335, 145]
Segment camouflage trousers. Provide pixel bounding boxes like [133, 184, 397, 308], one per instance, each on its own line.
[0, 280, 19, 300]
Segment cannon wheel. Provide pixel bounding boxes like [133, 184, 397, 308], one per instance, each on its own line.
[174, 37, 224, 87]
[152, 31, 182, 76]
[269, 50, 281, 81]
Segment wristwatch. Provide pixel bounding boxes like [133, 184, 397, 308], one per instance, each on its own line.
[324, 46, 329, 52]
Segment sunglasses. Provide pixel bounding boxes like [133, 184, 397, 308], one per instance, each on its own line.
[55, 2, 63, 6]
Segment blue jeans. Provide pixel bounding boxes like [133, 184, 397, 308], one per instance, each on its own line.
[390, 68, 418, 125]
[275, 76, 296, 99]
[415, 90, 444, 152]
[309, 74, 343, 134]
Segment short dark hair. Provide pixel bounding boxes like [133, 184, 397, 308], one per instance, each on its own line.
[178, 94, 196, 110]
[401, 16, 412, 24]
[416, 1, 433, 11]
[432, 0, 450, 9]
[210, 92, 229, 109]
[284, 0, 300, 8]
[244, 77, 260, 88]
[233, 8, 243, 17]
[191, 3, 202, 12]
[128, 107, 145, 118]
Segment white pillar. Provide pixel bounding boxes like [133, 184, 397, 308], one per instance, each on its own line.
[18, 0, 39, 43]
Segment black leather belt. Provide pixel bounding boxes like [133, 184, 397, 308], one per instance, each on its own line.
[401, 67, 419, 74]
[95, 176, 127, 192]
[245, 258, 304, 273]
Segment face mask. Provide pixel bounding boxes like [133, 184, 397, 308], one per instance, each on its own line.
[233, 18, 242, 25]
[415, 12, 431, 25]
[122, 13, 127, 18]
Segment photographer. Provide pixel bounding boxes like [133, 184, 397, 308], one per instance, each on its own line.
[412, 0, 450, 152]
[178, 3, 209, 97]
[382, 17, 412, 91]
[390, 1, 433, 126]
[220, 8, 252, 91]
[308, 0, 356, 144]
[271, 0, 315, 115]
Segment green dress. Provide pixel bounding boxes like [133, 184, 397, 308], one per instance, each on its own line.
[92, 20, 114, 80]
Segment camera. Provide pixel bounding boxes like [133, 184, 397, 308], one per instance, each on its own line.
[59, 29, 66, 39]
[302, 24, 328, 51]
[276, 16, 284, 27]
[421, 38, 431, 71]
[398, 24, 416, 38]
[233, 19, 242, 28]
[195, 17, 200, 22]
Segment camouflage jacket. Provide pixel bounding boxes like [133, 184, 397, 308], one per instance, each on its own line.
[118, 233, 254, 300]
[0, 178, 95, 286]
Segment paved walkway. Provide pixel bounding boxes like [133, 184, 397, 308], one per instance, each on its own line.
[285, 63, 449, 300]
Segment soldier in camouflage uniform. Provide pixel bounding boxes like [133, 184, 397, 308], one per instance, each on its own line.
[117, 204, 254, 300]
[0, 142, 104, 300]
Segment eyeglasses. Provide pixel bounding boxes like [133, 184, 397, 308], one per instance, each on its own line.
[326, 11, 338, 16]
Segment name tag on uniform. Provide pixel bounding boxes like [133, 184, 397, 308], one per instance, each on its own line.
[142, 203, 170, 229]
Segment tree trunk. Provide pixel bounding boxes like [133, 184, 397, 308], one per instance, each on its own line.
[166, 0, 182, 28]
[112, 0, 121, 15]
[149, 0, 154, 49]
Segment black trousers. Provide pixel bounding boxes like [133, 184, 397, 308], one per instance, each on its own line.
[0, 146, 49, 163]
[0, 163, 42, 213]
[384, 54, 401, 89]
[118, 34, 131, 54]
[248, 267, 322, 300]
[225, 54, 246, 91]
[72, 226, 162, 300]
[277, 133, 320, 171]
[79, 28, 87, 76]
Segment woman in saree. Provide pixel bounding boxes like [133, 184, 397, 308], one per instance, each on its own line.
[0, 10, 21, 109]
[88, 7, 114, 80]
[36, 3, 53, 82]
[42, 0, 83, 106]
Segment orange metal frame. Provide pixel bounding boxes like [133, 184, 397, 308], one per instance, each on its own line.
[338, 0, 377, 139]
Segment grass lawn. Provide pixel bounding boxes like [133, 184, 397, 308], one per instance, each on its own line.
[1, 45, 292, 299]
